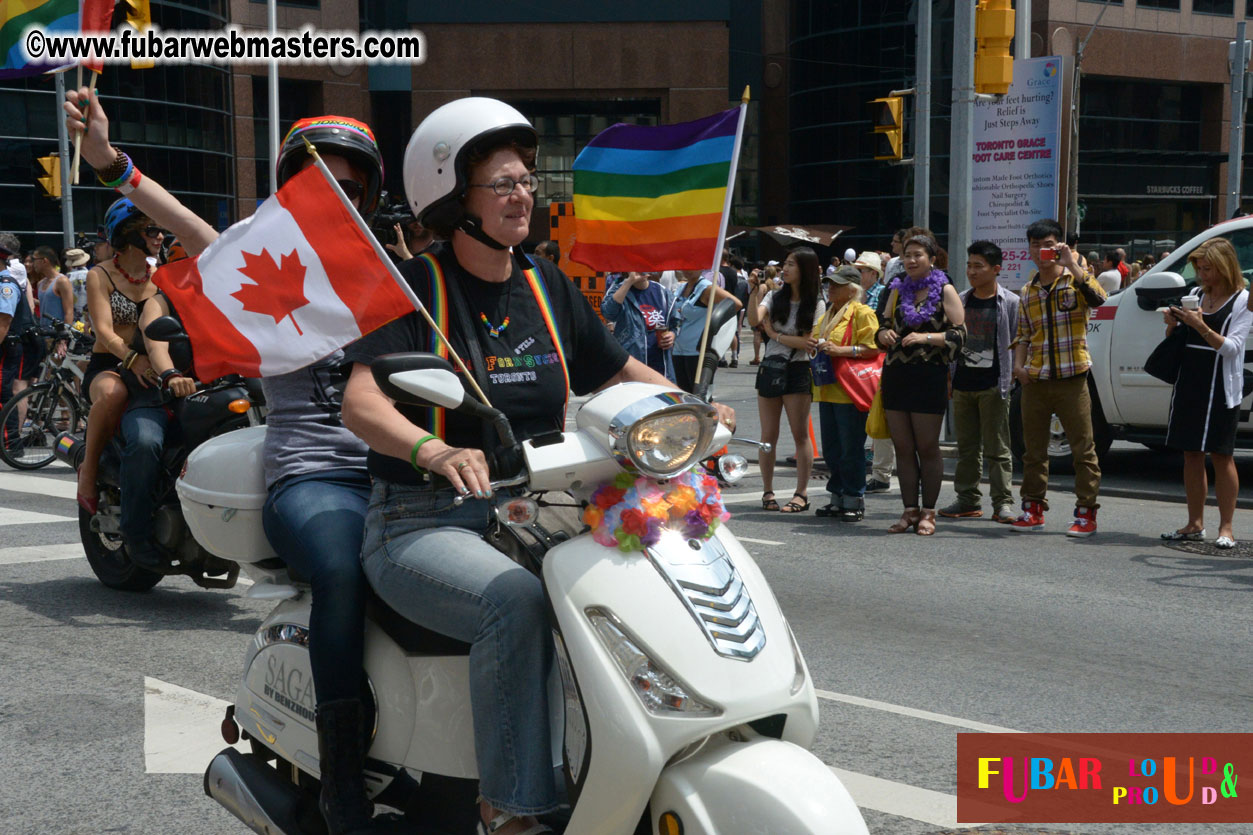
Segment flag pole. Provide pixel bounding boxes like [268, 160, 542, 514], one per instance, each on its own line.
[692, 86, 750, 399]
[302, 138, 495, 409]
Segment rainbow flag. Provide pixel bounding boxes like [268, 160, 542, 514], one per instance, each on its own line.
[0, 0, 79, 78]
[570, 107, 741, 272]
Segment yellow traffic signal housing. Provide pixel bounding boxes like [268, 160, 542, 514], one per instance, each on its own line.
[868, 97, 904, 161]
[36, 154, 61, 199]
[975, 0, 1016, 95]
[120, 0, 153, 67]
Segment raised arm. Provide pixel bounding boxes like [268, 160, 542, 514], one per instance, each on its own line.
[65, 88, 218, 256]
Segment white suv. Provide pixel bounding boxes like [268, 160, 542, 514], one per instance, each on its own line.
[1010, 215, 1253, 467]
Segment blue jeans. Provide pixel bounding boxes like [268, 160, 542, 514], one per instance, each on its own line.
[360, 480, 556, 816]
[263, 469, 372, 704]
[119, 404, 169, 544]
[818, 401, 867, 505]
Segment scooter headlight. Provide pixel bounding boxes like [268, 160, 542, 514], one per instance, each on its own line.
[587, 607, 722, 717]
[609, 394, 718, 480]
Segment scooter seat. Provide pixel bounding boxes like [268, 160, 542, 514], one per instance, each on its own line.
[368, 592, 472, 656]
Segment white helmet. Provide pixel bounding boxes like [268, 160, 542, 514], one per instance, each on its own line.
[403, 97, 537, 247]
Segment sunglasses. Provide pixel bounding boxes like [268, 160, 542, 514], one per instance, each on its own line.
[143, 226, 166, 238]
[337, 179, 365, 202]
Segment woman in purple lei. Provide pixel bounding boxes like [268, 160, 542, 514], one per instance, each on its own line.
[874, 233, 966, 536]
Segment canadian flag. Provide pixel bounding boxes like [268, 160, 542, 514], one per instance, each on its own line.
[155, 162, 412, 379]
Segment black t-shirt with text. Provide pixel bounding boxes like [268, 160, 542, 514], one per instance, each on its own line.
[342, 243, 629, 485]
[952, 293, 999, 392]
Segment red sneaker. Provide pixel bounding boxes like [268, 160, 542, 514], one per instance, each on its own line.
[1066, 506, 1098, 537]
[1010, 500, 1046, 531]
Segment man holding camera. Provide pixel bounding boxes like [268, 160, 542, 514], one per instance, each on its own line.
[1011, 218, 1108, 536]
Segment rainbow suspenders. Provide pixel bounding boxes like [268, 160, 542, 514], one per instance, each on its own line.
[416, 252, 570, 438]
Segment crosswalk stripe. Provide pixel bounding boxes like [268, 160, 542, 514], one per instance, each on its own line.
[0, 543, 83, 565]
[816, 688, 1021, 734]
[0, 507, 76, 527]
[0, 471, 78, 500]
[144, 676, 247, 774]
[831, 767, 965, 827]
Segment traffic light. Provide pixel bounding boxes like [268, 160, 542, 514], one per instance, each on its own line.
[119, 0, 150, 30]
[868, 97, 904, 161]
[36, 154, 61, 199]
[975, 0, 1016, 95]
[119, 0, 153, 67]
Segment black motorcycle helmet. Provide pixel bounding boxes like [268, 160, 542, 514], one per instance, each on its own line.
[275, 115, 384, 218]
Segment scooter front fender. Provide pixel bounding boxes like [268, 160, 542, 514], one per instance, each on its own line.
[649, 736, 868, 835]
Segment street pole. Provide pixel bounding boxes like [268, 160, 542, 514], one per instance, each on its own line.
[914, 0, 931, 228]
[1015, 0, 1031, 60]
[53, 71, 75, 248]
[268, 0, 279, 197]
[1067, 0, 1114, 238]
[949, 0, 976, 292]
[1228, 22, 1249, 218]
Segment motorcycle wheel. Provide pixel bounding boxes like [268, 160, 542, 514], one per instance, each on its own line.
[79, 505, 163, 591]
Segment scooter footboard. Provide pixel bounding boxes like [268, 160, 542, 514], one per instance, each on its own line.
[649, 737, 869, 835]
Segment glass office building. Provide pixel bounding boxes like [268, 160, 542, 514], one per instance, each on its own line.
[0, 0, 235, 250]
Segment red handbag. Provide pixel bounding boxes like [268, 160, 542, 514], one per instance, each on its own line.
[832, 320, 884, 412]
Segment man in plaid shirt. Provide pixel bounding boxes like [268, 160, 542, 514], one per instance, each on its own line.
[1010, 218, 1108, 536]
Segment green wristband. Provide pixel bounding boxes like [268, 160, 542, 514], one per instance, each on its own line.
[410, 434, 439, 471]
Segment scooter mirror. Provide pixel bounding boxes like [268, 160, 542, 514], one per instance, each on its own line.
[387, 368, 465, 409]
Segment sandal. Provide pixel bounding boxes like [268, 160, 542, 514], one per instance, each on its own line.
[915, 508, 937, 536]
[779, 494, 809, 513]
[761, 491, 779, 511]
[1160, 528, 1206, 541]
[477, 815, 553, 835]
[1216, 535, 1237, 550]
[888, 507, 920, 533]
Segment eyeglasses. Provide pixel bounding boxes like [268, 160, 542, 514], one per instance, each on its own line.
[143, 226, 166, 239]
[469, 174, 539, 197]
[336, 179, 365, 202]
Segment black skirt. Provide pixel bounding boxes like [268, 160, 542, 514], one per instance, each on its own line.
[880, 361, 949, 415]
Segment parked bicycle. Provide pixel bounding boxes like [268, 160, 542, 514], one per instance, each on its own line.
[0, 321, 93, 470]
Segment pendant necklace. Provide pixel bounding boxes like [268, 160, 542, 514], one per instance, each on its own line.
[479, 278, 513, 338]
[113, 253, 152, 285]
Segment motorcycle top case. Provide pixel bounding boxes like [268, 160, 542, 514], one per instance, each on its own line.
[175, 425, 276, 561]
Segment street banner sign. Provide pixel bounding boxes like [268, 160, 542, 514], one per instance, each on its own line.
[971, 56, 1064, 292]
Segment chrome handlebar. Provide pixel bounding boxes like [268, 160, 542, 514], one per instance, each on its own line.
[452, 472, 530, 506]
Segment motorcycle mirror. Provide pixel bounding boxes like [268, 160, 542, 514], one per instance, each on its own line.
[387, 369, 465, 409]
[144, 315, 189, 344]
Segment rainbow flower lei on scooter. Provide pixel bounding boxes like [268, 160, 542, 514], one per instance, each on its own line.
[582, 469, 731, 553]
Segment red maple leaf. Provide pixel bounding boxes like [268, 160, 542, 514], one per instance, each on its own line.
[232, 248, 310, 335]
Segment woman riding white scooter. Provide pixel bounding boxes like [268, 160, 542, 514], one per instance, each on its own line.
[340, 98, 736, 835]
[65, 91, 388, 835]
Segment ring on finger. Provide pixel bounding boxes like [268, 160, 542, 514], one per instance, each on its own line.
[455, 461, 468, 471]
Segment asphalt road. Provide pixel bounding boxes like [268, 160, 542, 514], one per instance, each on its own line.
[0, 360, 1250, 834]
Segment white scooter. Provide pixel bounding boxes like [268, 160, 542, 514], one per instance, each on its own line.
[183, 352, 868, 835]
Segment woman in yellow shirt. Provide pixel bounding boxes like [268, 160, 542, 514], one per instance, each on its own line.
[813, 266, 881, 521]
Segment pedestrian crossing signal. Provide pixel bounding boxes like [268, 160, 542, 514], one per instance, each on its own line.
[36, 155, 61, 199]
[868, 97, 904, 162]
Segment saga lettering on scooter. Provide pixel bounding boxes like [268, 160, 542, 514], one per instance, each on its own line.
[189, 353, 870, 835]
[263, 656, 317, 722]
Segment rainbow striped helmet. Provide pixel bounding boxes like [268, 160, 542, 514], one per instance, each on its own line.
[276, 115, 383, 215]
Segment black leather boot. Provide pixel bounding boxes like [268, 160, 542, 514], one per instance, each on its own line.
[315, 698, 378, 834]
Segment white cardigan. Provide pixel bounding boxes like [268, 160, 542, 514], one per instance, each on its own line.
[1183, 287, 1253, 409]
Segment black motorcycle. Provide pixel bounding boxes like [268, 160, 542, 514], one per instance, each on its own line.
[55, 316, 265, 592]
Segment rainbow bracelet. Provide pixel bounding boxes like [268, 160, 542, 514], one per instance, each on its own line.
[116, 166, 142, 195]
[98, 152, 133, 189]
